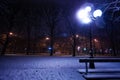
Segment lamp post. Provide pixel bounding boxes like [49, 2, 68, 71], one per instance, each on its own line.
[76, 5, 102, 68]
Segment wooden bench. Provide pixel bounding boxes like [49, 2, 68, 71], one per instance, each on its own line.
[79, 58, 120, 80]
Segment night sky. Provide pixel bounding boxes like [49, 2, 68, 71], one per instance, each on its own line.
[0, 0, 120, 38]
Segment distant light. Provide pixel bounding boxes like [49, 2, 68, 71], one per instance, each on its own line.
[76, 34, 79, 38]
[93, 9, 102, 18]
[9, 32, 13, 35]
[48, 47, 52, 50]
[77, 46, 81, 51]
[94, 39, 98, 42]
[46, 37, 50, 40]
[83, 48, 87, 51]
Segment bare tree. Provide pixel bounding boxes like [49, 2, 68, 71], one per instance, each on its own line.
[0, 0, 20, 56]
[43, 3, 61, 56]
[62, 7, 78, 57]
[103, 0, 120, 56]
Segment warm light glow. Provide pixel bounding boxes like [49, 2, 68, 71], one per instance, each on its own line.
[76, 34, 79, 38]
[45, 37, 50, 40]
[94, 39, 98, 42]
[77, 46, 81, 51]
[9, 32, 13, 35]
[93, 9, 102, 18]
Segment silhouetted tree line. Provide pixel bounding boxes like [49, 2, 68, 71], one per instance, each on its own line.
[0, 0, 120, 56]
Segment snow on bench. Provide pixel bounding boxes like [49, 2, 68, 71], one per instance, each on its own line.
[79, 58, 120, 74]
[83, 74, 120, 80]
[78, 69, 120, 73]
[79, 58, 120, 80]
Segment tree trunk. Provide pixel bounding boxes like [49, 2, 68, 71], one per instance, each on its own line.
[110, 21, 116, 56]
[26, 25, 30, 55]
[72, 35, 76, 57]
[50, 26, 54, 56]
[1, 34, 9, 56]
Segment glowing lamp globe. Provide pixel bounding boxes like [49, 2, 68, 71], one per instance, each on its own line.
[93, 9, 102, 18]
[85, 6, 92, 12]
[76, 6, 92, 24]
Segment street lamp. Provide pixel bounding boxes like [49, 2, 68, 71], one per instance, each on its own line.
[76, 6, 102, 24]
[76, 6, 92, 24]
[76, 5, 102, 68]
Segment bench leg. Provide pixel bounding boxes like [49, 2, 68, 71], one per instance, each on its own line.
[85, 62, 88, 74]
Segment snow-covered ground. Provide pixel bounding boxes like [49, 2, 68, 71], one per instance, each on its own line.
[0, 56, 120, 80]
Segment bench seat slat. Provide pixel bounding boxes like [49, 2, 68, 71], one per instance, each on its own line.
[79, 58, 120, 62]
[83, 74, 120, 79]
[78, 69, 120, 73]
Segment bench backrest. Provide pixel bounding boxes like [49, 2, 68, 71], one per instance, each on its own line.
[79, 58, 120, 62]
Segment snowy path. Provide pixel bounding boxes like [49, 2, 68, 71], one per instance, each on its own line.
[0, 56, 120, 80]
[0, 69, 84, 80]
[0, 56, 84, 80]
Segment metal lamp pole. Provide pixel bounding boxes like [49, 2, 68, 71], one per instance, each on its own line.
[76, 5, 102, 69]
[89, 24, 95, 68]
